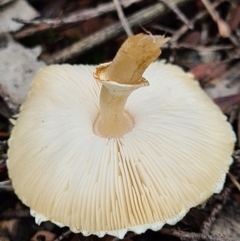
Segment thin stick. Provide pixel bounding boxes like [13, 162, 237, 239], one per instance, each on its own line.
[13, 0, 142, 28]
[0, 209, 30, 219]
[0, 0, 14, 6]
[201, 180, 234, 234]
[233, 149, 240, 157]
[53, 230, 72, 241]
[237, 105, 240, 148]
[229, 104, 239, 123]
[151, 24, 175, 34]
[170, 0, 225, 43]
[42, 0, 191, 64]
[162, 43, 233, 51]
[158, 0, 193, 29]
[14, 0, 141, 39]
[201, 0, 239, 46]
[0, 180, 13, 191]
[113, 0, 133, 36]
[201, 191, 229, 233]
[201, 0, 230, 36]
[0, 180, 11, 185]
[228, 172, 240, 192]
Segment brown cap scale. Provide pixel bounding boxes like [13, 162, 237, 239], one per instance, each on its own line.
[8, 34, 235, 238]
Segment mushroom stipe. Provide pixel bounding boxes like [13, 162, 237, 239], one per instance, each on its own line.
[7, 34, 235, 239]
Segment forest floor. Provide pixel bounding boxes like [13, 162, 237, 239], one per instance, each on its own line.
[0, 0, 240, 241]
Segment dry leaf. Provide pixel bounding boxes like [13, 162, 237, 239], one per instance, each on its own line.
[213, 93, 240, 112]
[204, 62, 240, 100]
[0, 34, 45, 111]
[181, 31, 201, 45]
[190, 62, 227, 84]
[0, 0, 39, 33]
[229, 4, 240, 31]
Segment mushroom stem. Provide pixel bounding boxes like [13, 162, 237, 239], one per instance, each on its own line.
[93, 33, 170, 138]
[93, 80, 148, 138]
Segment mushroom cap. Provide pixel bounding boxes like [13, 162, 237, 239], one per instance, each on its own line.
[8, 61, 235, 238]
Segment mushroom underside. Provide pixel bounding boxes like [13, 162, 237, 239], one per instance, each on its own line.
[7, 61, 235, 238]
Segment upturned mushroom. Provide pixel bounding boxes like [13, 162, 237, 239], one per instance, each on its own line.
[8, 34, 235, 238]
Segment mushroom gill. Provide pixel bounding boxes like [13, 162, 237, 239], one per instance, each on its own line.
[7, 34, 235, 239]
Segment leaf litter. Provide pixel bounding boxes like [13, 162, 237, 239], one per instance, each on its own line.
[0, 0, 240, 240]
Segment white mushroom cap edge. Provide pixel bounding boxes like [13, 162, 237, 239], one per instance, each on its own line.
[7, 35, 235, 239]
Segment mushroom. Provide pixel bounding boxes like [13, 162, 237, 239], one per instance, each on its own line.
[7, 34, 235, 239]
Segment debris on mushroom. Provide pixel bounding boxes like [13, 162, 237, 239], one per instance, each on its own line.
[7, 33, 235, 239]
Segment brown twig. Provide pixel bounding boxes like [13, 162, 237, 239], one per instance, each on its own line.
[0, 209, 30, 219]
[113, 0, 133, 36]
[0, 0, 14, 6]
[53, 230, 72, 241]
[151, 24, 175, 34]
[158, 0, 193, 29]
[233, 149, 240, 157]
[201, 0, 230, 37]
[229, 105, 239, 124]
[201, 182, 233, 234]
[201, 203, 223, 235]
[170, 0, 225, 43]
[162, 43, 233, 51]
[14, 0, 141, 39]
[238, 107, 240, 148]
[201, 0, 239, 46]
[0, 180, 13, 191]
[42, 0, 192, 64]
[0, 132, 9, 138]
[14, 25, 51, 39]
[0, 0, 15, 7]
[13, 0, 142, 28]
[228, 172, 240, 192]
[160, 228, 236, 241]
